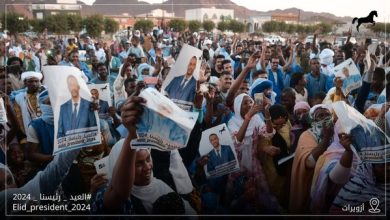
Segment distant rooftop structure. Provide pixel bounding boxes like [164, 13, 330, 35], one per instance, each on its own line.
[185, 7, 234, 23]
[271, 13, 299, 24]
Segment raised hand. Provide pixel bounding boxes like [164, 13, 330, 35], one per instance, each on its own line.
[338, 133, 352, 151]
[120, 96, 146, 138]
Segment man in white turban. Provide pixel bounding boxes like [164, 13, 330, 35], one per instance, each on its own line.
[13, 71, 45, 134]
[319, 48, 336, 91]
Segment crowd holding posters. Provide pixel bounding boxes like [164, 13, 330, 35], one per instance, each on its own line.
[131, 87, 198, 151]
[1, 3, 390, 216]
[162, 44, 202, 111]
[42, 66, 101, 154]
[199, 124, 239, 178]
[334, 58, 362, 96]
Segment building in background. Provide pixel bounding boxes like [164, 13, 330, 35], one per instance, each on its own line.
[185, 7, 234, 23]
[271, 13, 299, 24]
[31, 0, 81, 19]
[247, 14, 272, 33]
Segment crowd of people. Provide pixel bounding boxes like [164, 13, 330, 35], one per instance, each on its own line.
[0, 25, 389, 216]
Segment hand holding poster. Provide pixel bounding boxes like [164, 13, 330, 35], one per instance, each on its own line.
[42, 66, 101, 154]
[131, 88, 198, 151]
[161, 44, 202, 111]
[0, 98, 7, 123]
[333, 58, 362, 96]
[87, 83, 112, 119]
[199, 124, 240, 178]
[332, 101, 389, 163]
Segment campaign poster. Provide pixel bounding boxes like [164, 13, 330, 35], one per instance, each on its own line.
[131, 88, 198, 151]
[161, 44, 202, 111]
[334, 58, 362, 96]
[42, 66, 101, 154]
[87, 83, 112, 119]
[199, 124, 240, 178]
[332, 101, 389, 163]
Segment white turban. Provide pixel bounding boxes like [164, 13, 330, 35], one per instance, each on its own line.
[21, 71, 43, 81]
[309, 104, 331, 120]
[319, 48, 334, 66]
[203, 39, 212, 46]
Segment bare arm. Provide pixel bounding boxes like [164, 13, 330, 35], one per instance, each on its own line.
[226, 53, 258, 107]
[282, 44, 295, 72]
[103, 96, 145, 211]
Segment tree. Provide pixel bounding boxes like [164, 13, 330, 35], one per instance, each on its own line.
[217, 21, 229, 32]
[262, 21, 278, 33]
[202, 20, 215, 32]
[67, 14, 83, 32]
[188, 20, 202, 32]
[316, 22, 333, 34]
[228, 20, 245, 33]
[83, 14, 105, 38]
[3, 12, 29, 35]
[44, 14, 69, 35]
[168, 19, 187, 32]
[133, 19, 154, 33]
[29, 19, 46, 33]
[104, 17, 119, 34]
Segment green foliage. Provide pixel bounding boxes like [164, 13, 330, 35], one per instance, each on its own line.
[228, 20, 245, 33]
[67, 14, 83, 32]
[134, 19, 154, 33]
[202, 20, 215, 32]
[168, 19, 187, 32]
[83, 14, 104, 38]
[217, 21, 229, 32]
[45, 14, 69, 34]
[262, 21, 334, 34]
[104, 17, 119, 34]
[29, 19, 46, 33]
[3, 12, 29, 35]
[188, 20, 202, 32]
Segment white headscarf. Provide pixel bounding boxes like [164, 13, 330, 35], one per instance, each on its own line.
[107, 139, 195, 214]
[228, 94, 264, 137]
[228, 94, 264, 172]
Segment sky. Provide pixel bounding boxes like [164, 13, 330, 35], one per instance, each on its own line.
[79, 0, 390, 22]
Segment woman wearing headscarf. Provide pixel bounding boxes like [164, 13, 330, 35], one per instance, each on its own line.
[290, 101, 311, 153]
[257, 104, 292, 210]
[226, 93, 279, 214]
[289, 104, 334, 213]
[91, 96, 196, 215]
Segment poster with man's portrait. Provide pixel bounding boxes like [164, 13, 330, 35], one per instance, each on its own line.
[199, 124, 239, 178]
[161, 44, 202, 111]
[332, 101, 389, 163]
[42, 66, 101, 154]
[87, 83, 112, 118]
[334, 58, 362, 96]
[131, 88, 198, 151]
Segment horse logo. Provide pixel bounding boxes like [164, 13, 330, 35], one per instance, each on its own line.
[352, 10, 378, 32]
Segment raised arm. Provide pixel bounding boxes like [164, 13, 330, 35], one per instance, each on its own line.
[283, 44, 295, 72]
[103, 96, 145, 210]
[226, 52, 258, 107]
